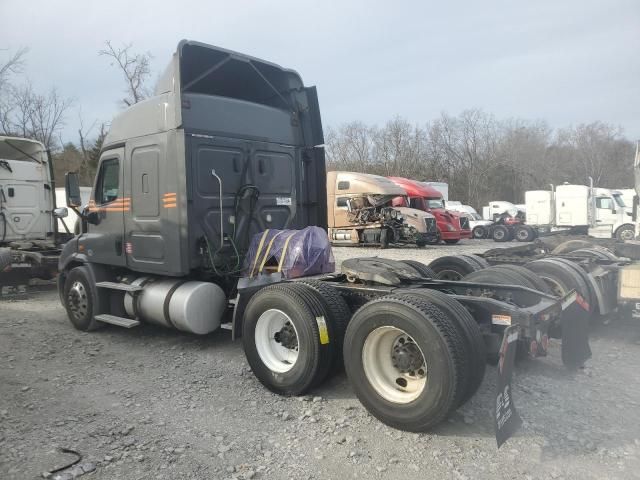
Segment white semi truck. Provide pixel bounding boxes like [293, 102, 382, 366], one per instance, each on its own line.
[525, 183, 636, 241]
[0, 136, 69, 282]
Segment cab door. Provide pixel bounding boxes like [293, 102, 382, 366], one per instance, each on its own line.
[595, 196, 617, 226]
[82, 148, 126, 266]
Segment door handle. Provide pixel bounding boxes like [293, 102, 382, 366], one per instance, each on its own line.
[115, 239, 123, 255]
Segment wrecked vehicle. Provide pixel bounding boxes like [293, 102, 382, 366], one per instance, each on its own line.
[389, 176, 472, 244]
[327, 171, 438, 247]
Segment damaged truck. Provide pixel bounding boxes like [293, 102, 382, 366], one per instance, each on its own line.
[326, 171, 438, 247]
[58, 40, 591, 445]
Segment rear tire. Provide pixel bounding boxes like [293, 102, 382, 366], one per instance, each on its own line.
[570, 248, 618, 261]
[0, 247, 12, 272]
[400, 260, 436, 278]
[472, 226, 487, 239]
[343, 294, 467, 432]
[492, 225, 511, 242]
[428, 255, 485, 281]
[525, 258, 593, 314]
[490, 264, 551, 294]
[551, 240, 595, 254]
[297, 280, 350, 371]
[460, 254, 490, 270]
[462, 266, 539, 306]
[403, 289, 486, 405]
[243, 283, 335, 395]
[515, 225, 535, 242]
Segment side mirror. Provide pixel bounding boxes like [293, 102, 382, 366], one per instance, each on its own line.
[86, 211, 100, 225]
[53, 207, 68, 218]
[612, 208, 617, 214]
[65, 172, 82, 207]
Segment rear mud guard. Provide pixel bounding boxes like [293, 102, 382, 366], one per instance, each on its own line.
[494, 325, 522, 448]
[560, 292, 592, 369]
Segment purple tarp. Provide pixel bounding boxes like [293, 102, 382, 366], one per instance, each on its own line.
[244, 226, 335, 279]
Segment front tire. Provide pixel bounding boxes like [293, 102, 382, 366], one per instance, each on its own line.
[615, 224, 635, 241]
[63, 266, 100, 331]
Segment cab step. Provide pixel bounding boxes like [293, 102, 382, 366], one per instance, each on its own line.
[95, 281, 143, 292]
[95, 314, 141, 328]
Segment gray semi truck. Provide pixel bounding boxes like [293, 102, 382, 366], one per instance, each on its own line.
[59, 40, 589, 442]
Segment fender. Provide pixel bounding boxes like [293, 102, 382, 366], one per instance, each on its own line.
[57, 237, 114, 314]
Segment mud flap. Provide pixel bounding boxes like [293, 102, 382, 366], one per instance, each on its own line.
[494, 325, 522, 448]
[560, 293, 592, 369]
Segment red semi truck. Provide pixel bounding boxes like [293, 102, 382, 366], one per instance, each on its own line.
[389, 177, 471, 244]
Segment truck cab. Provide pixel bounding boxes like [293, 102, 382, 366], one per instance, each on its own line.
[58, 40, 327, 333]
[388, 177, 471, 244]
[327, 171, 438, 247]
[0, 136, 58, 243]
[0, 136, 69, 281]
[592, 187, 635, 240]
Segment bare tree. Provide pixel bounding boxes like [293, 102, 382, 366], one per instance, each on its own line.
[99, 41, 152, 107]
[0, 47, 28, 89]
[0, 83, 73, 149]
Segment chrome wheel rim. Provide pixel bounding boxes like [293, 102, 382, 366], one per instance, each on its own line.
[255, 309, 299, 373]
[68, 281, 89, 321]
[620, 228, 635, 241]
[362, 326, 427, 404]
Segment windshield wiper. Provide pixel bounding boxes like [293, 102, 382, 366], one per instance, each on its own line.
[4, 140, 44, 164]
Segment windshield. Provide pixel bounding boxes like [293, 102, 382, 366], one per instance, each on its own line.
[0, 139, 45, 163]
[409, 197, 425, 210]
[613, 193, 626, 208]
[426, 198, 444, 209]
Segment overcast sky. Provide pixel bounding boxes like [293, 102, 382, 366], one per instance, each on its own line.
[1, 0, 639, 141]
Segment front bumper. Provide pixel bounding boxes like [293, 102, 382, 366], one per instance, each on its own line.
[416, 231, 439, 244]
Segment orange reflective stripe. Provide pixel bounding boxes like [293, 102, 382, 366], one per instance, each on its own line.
[164, 203, 177, 208]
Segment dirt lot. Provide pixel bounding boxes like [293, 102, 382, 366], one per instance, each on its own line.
[2, 239, 640, 480]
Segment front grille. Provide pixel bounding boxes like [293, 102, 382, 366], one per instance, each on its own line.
[425, 217, 437, 233]
[459, 216, 470, 230]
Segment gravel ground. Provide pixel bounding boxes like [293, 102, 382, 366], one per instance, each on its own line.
[2, 239, 640, 480]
